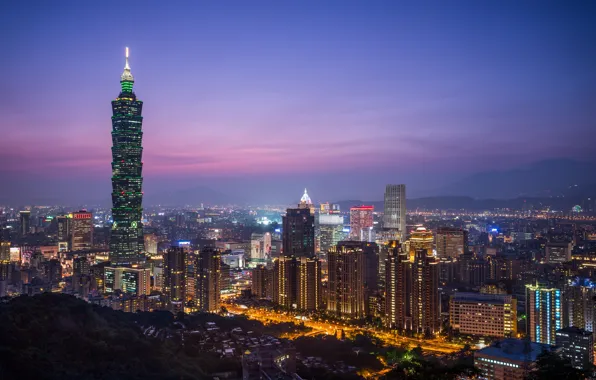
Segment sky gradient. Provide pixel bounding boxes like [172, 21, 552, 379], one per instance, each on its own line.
[1, 1, 595, 204]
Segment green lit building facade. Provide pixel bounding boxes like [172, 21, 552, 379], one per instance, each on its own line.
[109, 48, 145, 265]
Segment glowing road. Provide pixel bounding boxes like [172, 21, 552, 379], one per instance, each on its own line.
[223, 303, 464, 354]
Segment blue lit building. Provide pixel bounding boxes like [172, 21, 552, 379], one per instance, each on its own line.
[526, 282, 562, 345]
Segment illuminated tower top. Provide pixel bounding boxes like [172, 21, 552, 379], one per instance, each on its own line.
[300, 188, 312, 205]
[120, 47, 134, 92]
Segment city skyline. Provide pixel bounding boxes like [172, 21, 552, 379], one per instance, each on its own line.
[1, 1, 596, 204]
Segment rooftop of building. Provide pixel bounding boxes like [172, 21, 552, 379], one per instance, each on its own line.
[475, 338, 551, 363]
[452, 292, 513, 303]
[556, 326, 593, 336]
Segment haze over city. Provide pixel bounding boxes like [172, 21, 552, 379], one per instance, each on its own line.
[1, 1, 595, 205]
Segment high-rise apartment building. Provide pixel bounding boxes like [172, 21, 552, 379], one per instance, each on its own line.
[555, 327, 594, 371]
[282, 190, 315, 257]
[564, 278, 596, 337]
[71, 211, 93, 251]
[252, 264, 270, 299]
[410, 243, 440, 335]
[196, 246, 221, 312]
[273, 256, 296, 309]
[297, 256, 322, 311]
[349, 205, 374, 241]
[526, 282, 563, 345]
[385, 240, 411, 329]
[436, 227, 467, 259]
[163, 246, 186, 312]
[383, 184, 406, 241]
[109, 48, 145, 266]
[327, 242, 367, 319]
[20, 211, 30, 236]
[450, 292, 517, 337]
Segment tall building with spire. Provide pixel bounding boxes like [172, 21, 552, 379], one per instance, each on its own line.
[282, 189, 315, 258]
[109, 48, 145, 266]
[273, 189, 321, 311]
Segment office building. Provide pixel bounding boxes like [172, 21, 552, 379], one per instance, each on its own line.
[565, 278, 596, 336]
[450, 292, 517, 338]
[104, 266, 151, 296]
[349, 205, 374, 241]
[109, 48, 145, 266]
[436, 227, 467, 259]
[282, 190, 315, 257]
[383, 184, 406, 241]
[318, 213, 344, 253]
[163, 246, 186, 311]
[20, 210, 30, 236]
[56, 215, 71, 246]
[71, 211, 93, 251]
[327, 242, 367, 319]
[144, 233, 158, 256]
[545, 241, 573, 264]
[526, 282, 563, 345]
[555, 327, 594, 371]
[251, 232, 272, 264]
[474, 338, 551, 380]
[196, 246, 221, 312]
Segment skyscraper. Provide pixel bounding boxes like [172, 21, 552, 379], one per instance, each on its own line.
[327, 242, 375, 319]
[20, 211, 30, 236]
[273, 190, 321, 311]
[0, 237, 9, 297]
[564, 278, 596, 337]
[526, 282, 563, 345]
[297, 256, 322, 311]
[384, 240, 411, 329]
[282, 189, 315, 257]
[410, 243, 440, 335]
[383, 184, 406, 241]
[163, 246, 186, 312]
[349, 205, 374, 241]
[318, 213, 344, 253]
[56, 215, 71, 246]
[436, 227, 467, 259]
[196, 246, 221, 312]
[109, 48, 145, 266]
[71, 211, 93, 251]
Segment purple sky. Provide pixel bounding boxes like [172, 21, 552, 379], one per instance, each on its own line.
[1, 1, 595, 204]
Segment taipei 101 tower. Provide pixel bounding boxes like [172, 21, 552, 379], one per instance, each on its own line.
[109, 48, 145, 265]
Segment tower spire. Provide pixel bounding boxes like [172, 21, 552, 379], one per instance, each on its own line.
[121, 47, 134, 84]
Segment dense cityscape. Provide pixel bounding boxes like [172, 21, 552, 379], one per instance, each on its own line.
[2, 2, 596, 380]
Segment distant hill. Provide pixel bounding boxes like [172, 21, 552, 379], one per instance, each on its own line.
[437, 158, 596, 199]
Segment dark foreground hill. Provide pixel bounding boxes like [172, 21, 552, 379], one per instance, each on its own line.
[0, 294, 203, 380]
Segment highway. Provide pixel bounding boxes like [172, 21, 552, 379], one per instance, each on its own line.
[223, 303, 463, 354]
